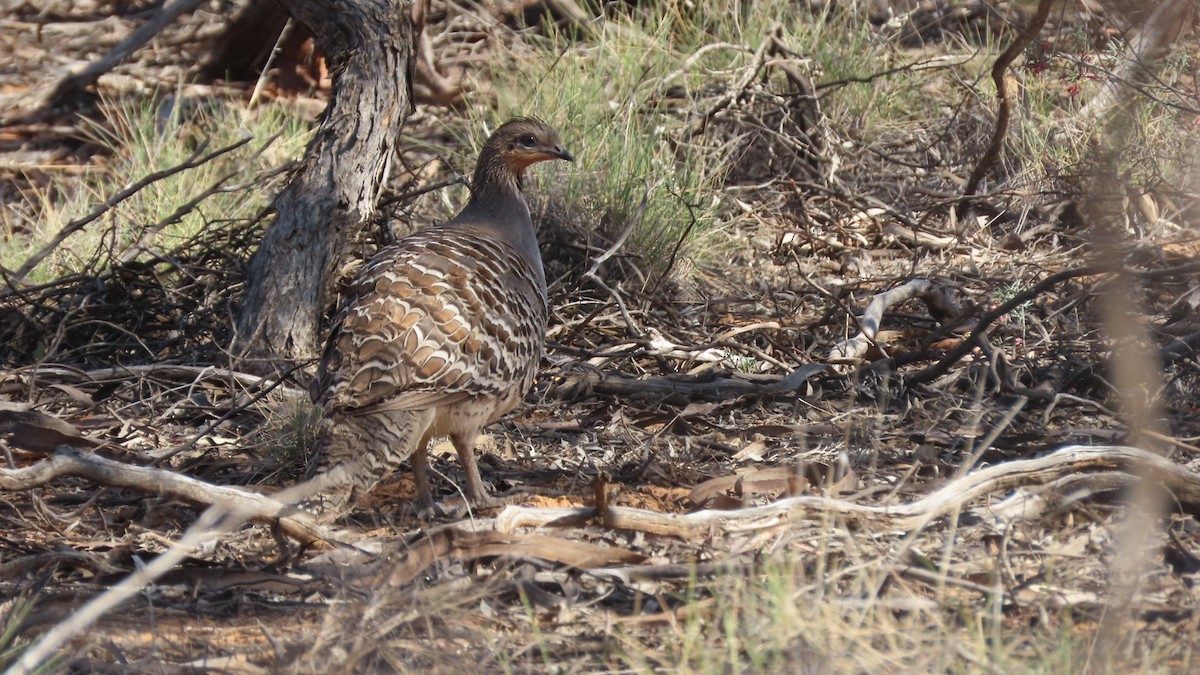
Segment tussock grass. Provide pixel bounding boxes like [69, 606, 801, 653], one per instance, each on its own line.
[451, 6, 775, 283]
[437, 2, 1018, 285]
[0, 91, 312, 282]
[599, 545, 1185, 674]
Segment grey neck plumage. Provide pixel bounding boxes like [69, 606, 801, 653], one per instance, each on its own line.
[448, 152, 547, 294]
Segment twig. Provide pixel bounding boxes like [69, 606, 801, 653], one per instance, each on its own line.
[249, 18, 296, 108]
[905, 260, 1200, 388]
[904, 264, 1104, 388]
[827, 279, 961, 367]
[583, 183, 654, 339]
[816, 53, 977, 91]
[545, 364, 826, 405]
[0, 446, 347, 545]
[688, 24, 776, 139]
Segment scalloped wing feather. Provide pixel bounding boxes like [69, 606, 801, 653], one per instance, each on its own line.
[313, 226, 548, 415]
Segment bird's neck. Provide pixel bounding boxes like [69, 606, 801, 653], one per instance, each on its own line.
[452, 159, 547, 292]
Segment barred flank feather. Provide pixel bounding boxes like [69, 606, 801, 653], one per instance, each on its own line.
[302, 408, 435, 519]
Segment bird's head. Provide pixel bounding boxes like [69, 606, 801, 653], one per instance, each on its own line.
[476, 118, 573, 189]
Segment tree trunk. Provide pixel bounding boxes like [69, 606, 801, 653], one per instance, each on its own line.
[234, 0, 414, 366]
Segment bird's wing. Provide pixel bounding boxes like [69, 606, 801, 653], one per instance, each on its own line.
[313, 228, 548, 413]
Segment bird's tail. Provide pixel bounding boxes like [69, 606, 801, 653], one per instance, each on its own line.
[296, 407, 434, 522]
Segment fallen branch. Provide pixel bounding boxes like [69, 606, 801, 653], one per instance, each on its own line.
[495, 445, 1200, 537]
[0, 446, 346, 545]
[904, 261, 1200, 389]
[828, 279, 961, 367]
[24, 363, 301, 394]
[11, 504, 229, 675]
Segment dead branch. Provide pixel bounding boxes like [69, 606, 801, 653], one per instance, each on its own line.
[2, 136, 253, 291]
[113, 133, 290, 266]
[29, 363, 307, 397]
[881, 222, 958, 249]
[828, 279, 961, 367]
[541, 0, 652, 43]
[903, 264, 1104, 387]
[495, 445, 1200, 537]
[0, 446, 345, 544]
[688, 23, 777, 139]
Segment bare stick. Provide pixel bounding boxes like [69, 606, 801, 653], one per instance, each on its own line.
[545, 364, 826, 405]
[828, 279, 961, 366]
[249, 19, 296, 108]
[583, 184, 653, 339]
[0, 446, 345, 544]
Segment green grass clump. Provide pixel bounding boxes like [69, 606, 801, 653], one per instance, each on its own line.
[1, 91, 312, 282]
[450, 1, 989, 285]
[457, 10, 745, 284]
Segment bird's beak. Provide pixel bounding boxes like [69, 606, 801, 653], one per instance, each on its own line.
[546, 145, 574, 162]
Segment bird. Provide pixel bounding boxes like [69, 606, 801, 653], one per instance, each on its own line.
[303, 118, 573, 521]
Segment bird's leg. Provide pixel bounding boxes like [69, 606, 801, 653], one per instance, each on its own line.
[410, 431, 436, 512]
[450, 431, 501, 508]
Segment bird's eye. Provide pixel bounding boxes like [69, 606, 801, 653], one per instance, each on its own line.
[517, 134, 537, 146]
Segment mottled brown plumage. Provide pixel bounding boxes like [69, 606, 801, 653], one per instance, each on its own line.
[305, 118, 572, 520]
